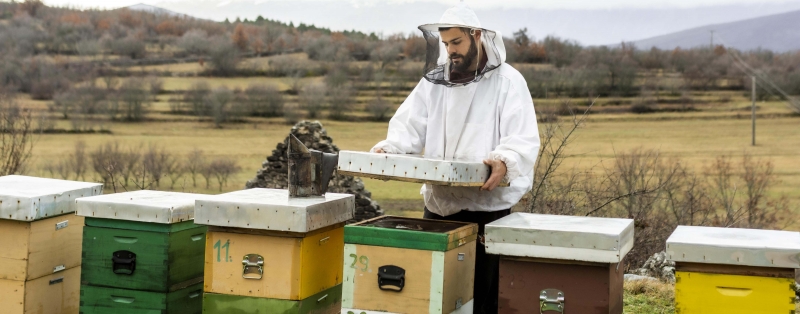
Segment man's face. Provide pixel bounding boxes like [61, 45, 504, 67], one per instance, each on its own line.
[440, 28, 480, 73]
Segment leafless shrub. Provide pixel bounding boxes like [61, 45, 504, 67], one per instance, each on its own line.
[366, 93, 392, 121]
[117, 78, 150, 121]
[328, 84, 353, 121]
[183, 82, 211, 116]
[148, 76, 164, 101]
[283, 103, 302, 125]
[243, 84, 284, 117]
[299, 82, 326, 118]
[204, 87, 236, 127]
[0, 94, 35, 176]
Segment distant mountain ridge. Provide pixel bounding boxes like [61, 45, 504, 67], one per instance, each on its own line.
[630, 9, 800, 52]
[126, 3, 188, 18]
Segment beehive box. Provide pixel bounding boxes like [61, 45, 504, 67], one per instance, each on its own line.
[342, 216, 478, 314]
[80, 282, 203, 314]
[196, 188, 353, 303]
[76, 190, 209, 292]
[0, 266, 80, 314]
[667, 226, 800, 314]
[485, 213, 634, 314]
[0, 175, 101, 314]
[337, 151, 507, 187]
[203, 284, 341, 314]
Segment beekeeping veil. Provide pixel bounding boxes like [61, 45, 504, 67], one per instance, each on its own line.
[418, 1, 505, 87]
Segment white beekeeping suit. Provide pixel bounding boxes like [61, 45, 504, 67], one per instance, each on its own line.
[371, 2, 541, 216]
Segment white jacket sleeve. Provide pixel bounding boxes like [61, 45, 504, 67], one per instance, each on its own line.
[371, 79, 428, 154]
[488, 79, 540, 182]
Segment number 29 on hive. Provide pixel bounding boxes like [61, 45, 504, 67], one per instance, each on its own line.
[213, 239, 230, 262]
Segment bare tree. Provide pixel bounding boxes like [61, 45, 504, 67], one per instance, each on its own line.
[70, 141, 88, 181]
[166, 157, 185, 190]
[121, 145, 142, 188]
[142, 145, 172, 188]
[90, 142, 125, 191]
[185, 149, 205, 188]
[209, 157, 241, 191]
[200, 161, 214, 189]
[0, 94, 36, 176]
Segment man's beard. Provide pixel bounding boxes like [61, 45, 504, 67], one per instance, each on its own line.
[449, 37, 478, 73]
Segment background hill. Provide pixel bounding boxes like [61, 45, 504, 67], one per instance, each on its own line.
[631, 9, 800, 52]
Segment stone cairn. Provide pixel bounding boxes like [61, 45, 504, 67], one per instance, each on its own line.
[634, 251, 676, 283]
[245, 121, 384, 222]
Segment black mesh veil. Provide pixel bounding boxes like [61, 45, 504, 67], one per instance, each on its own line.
[419, 27, 502, 87]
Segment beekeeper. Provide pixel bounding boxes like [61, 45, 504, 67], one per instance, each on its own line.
[370, 2, 540, 313]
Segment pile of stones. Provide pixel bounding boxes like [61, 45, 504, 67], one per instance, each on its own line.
[633, 251, 676, 283]
[245, 120, 383, 222]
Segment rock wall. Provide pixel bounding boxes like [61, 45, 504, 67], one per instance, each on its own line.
[245, 121, 383, 222]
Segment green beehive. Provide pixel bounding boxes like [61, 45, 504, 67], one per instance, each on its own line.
[80, 282, 204, 314]
[76, 190, 210, 314]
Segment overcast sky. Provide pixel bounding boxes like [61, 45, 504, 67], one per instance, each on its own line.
[40, 0, 800, 10]
[36, 0, 800, 45]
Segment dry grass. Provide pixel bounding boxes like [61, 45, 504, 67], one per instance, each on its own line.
[623, 280, 675, 313]
[26, 114, 800, 227]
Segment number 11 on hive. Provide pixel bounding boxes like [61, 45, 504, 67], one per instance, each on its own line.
[213, 239, 230, 262]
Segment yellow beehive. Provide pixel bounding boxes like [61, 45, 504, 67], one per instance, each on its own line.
[0, 175, 102, 314]
[204, 223, 345, 300]
[195, 188, 354, 302]
[667, 226, 800, 314]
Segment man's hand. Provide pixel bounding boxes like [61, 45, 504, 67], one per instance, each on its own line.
[481, 159, 506, 191]
[374, 148, 384, 153]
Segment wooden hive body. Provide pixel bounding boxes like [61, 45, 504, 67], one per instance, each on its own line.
[76, 190, 209, 314]
[79, 282, 204, 314]
[342, 216, 478, 314]
[0, 214, 84, 281]
[0, 175, 102, 314]
[0, 266, 80, 314]
[77, 191, 211, 292]
[202, 285, 342, 314]
[197, 188, 354, 313]
[667, 226, 800, 314]
[203, 223, 345, 300]
[485, 213, 634, 314]
[81, 218, 207, 292]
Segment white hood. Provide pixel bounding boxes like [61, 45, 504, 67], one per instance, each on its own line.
[418, 1, 507, 84]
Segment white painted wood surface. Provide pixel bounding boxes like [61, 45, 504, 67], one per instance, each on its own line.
[337, 151, 493, 185]
[667, 225, 800, 268]
[485, 212, 634, 263]
[0, 175, 102, 221]
[194, 188, 354, 232]
[75, 190, 211, 224]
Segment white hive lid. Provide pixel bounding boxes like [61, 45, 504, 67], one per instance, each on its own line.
[667, 225, 800, 268]
[485, 212, 634, 264]
[337, 151, 498, 186]
[0, 175, 103, 221]
[76, 190, 212, 224]
[194, 188, 354, 233]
